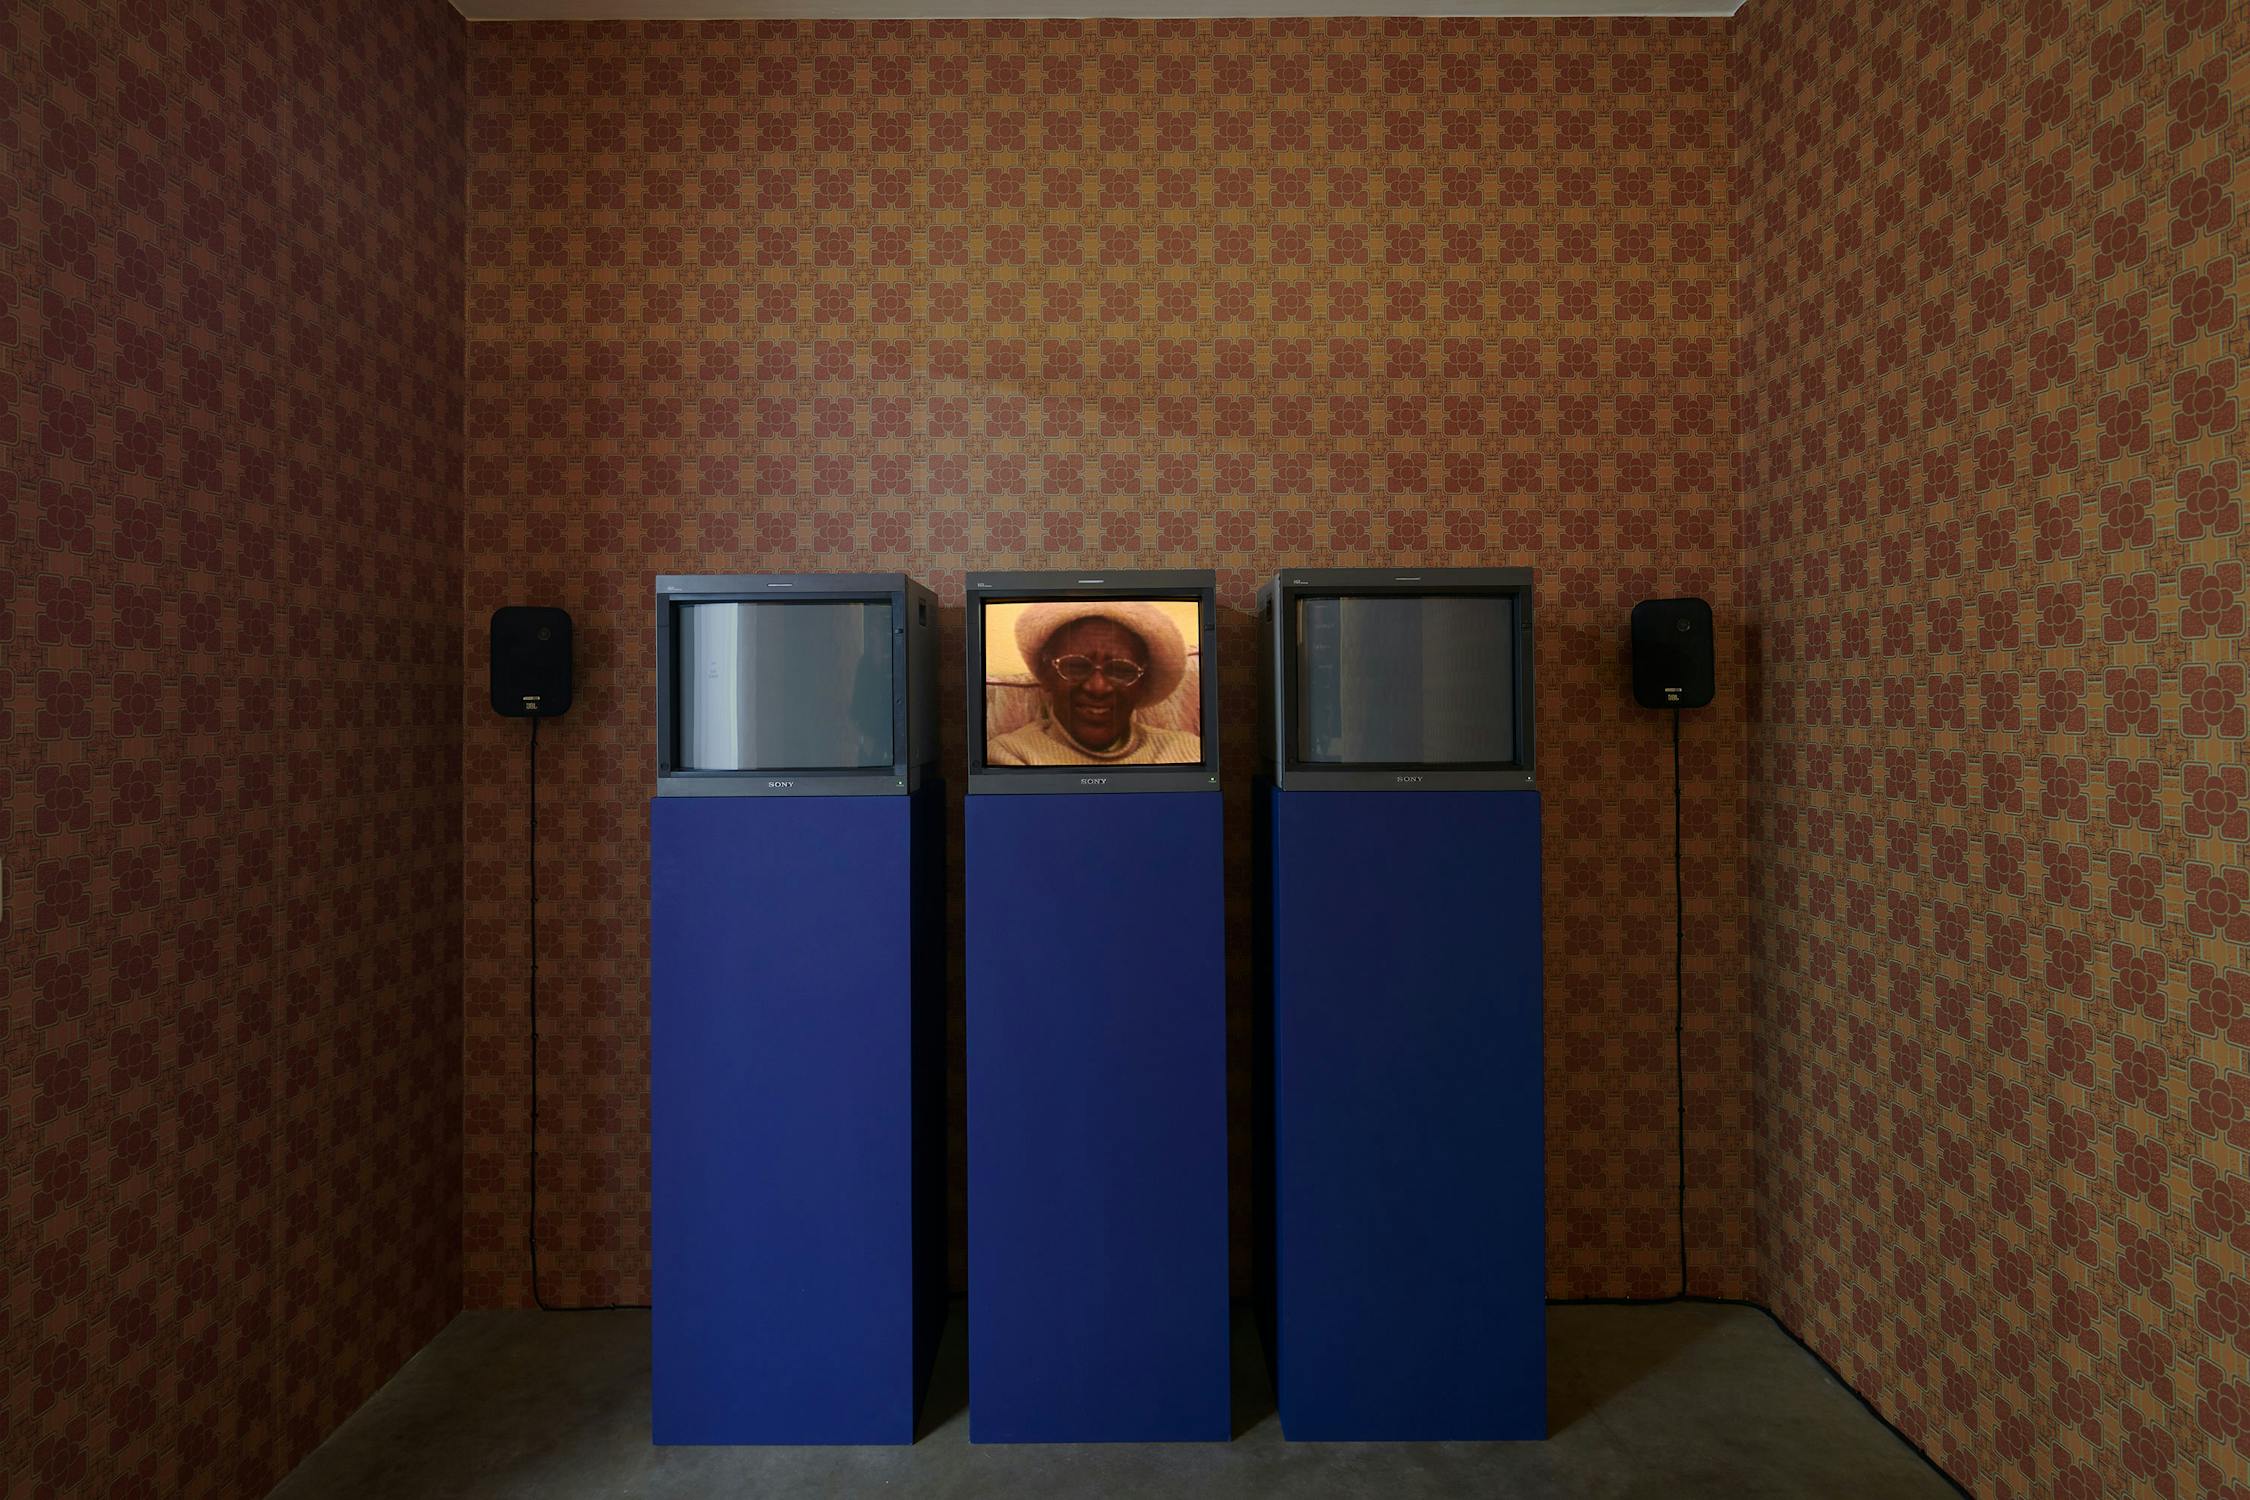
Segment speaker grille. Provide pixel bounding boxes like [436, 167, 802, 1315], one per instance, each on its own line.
[1630, 597, 1714, 709]
[491, 606, 574, 718]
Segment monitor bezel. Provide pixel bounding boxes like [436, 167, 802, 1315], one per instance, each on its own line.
[655, 573, 918, 797]
[965, 569, 1223, 796]
[1266, 567, 1536, 792]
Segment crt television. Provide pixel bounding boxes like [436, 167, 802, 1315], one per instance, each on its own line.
[1257, 568, 1535, 792]
[655, 573, 937, 796]
[965, 569, 1222, 795]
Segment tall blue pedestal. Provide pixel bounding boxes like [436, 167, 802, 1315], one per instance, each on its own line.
[965, 791, 1231, 1442]
[651, 787, 946, 1444]
[1256, 786, 1545, 1440]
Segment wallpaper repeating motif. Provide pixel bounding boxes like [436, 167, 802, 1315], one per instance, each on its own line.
[1736, 0, 2248, 1493]
[4, 2, 466, 1496]
[463, 17, 1750, 1306]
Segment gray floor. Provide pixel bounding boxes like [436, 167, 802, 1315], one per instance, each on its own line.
[271, 1302, 1955, 1499]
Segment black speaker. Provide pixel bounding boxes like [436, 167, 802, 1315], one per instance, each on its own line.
[491, 606, 573, 718]
[1631, 597, 1714, 709]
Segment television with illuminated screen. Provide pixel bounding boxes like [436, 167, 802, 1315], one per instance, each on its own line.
[966, 569, 1221, 795]
[655, 574, 937, 796]
[1257, 568, 1535, 791]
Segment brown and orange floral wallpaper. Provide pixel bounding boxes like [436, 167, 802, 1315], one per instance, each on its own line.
[5, 1, 466, 1496]
[1737, 0, 2247, 1494]
[461, 16, 1752, 1308]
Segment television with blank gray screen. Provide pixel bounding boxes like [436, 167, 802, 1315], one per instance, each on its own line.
[1295, 595, 1515, 765]
[1259, 568, 1534, 792]
[655, 574, 937, 796]
[676, 601, 892, 770]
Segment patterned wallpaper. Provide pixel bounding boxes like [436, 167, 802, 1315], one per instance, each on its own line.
[1736, 0, 2246, 1494]
[462, 16, 1751, 1306]
[4, 2, 465, 1496]
[16, 1, 2237, 1489]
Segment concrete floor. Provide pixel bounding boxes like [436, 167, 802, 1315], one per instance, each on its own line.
[270, 1302, 1956, 1499]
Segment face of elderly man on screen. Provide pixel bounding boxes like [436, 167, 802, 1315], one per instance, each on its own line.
[987, 602, 1202, 767]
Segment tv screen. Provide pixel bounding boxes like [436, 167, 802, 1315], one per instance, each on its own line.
[674, 600, 894, 771]
[981, 598, 1205, 767]
[1294, 595, 1516, 766]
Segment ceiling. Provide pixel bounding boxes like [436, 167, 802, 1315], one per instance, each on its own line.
[456, 1, 1742, 19]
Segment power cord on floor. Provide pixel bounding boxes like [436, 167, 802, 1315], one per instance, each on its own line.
[1671, 706, 1686, 1294]
[1547, 709, 1969, 1500]
[1580, 706, 1688, 1297]
[526, 715, 648, 1313]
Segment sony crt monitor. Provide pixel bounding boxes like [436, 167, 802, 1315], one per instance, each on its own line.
[965, 569, 1221, 795]
[1258, 568, 1534, 791]
[655, 573, 937, 796]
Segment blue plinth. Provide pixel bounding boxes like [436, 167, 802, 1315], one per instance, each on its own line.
[965, 791, 1231, 1442]
[651, 787, 946, 1444]
[1257, 785, 1546, 1440]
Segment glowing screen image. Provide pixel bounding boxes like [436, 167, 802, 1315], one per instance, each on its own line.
[982, 599, 1204, 767]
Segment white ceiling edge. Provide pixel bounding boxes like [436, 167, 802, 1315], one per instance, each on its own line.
[457, 1, 1742, 20]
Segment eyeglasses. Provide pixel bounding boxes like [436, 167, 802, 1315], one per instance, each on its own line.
[1049, 654, 1145, 687]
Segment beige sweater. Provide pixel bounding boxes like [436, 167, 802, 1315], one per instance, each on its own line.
[987, 716, 1203, 767]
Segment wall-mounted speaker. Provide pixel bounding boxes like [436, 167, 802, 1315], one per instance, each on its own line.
[491, 606, 574, 718]
[1631, 597, 1714, 709]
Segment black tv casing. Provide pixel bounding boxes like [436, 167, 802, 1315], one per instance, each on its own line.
[965, 569, 1222, 796]
[655, 573, 938, 797]
[1257, 567, 1536, 792]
